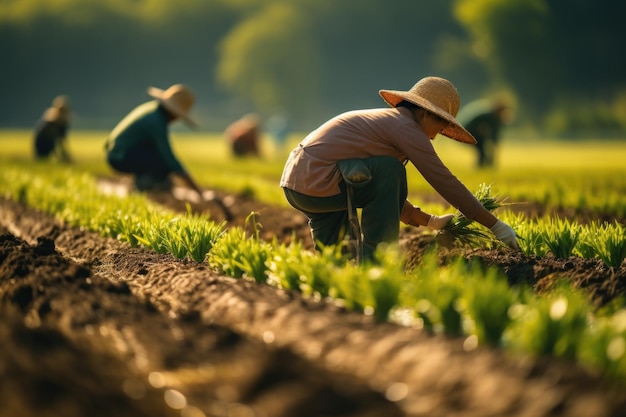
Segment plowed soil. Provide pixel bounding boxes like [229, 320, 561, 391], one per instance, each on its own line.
[1, 179, 625, 417]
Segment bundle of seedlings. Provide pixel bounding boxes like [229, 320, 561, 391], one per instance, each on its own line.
[436, 183, 510, 248]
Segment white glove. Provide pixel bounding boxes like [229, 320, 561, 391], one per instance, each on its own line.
[490, 220, 520, 249]
[427, 214, 455, 231]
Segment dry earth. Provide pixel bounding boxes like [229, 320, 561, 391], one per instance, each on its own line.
[1, 179, 625, 417]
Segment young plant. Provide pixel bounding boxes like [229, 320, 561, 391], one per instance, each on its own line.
[267, 236, 309, 290]
[208, 212, 271, 283]
[328, 263, 369, 314]
[583, 221, 626, 268]
[505, 282, 590, 360]
[134, 217, 171, 254]
[438, 183, 508, 247]
[464, 261, 522, 347]
[574, 223, 599, 260]
[579, 308, 626, 381]
[297, 245, 346, 298]
[327, 245, 407, 320]
[541, 217, 580, 259]
[178, 205, 226, 262]
[208, 227, 248, 278]
[403, 254, 466, 337]
[515, 218, 548, 257]
[364, 245, 407, 321]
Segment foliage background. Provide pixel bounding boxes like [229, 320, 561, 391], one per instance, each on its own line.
[1, 0, 625, 135]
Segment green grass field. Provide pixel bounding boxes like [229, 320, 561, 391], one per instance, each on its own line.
[3, 130, 626, 384]
[2, 129, 626, 215]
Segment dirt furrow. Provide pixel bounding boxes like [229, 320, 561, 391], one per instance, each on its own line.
[1, 198, 625, 417]
[0, 217, 404, 417]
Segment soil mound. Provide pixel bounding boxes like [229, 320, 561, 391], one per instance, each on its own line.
[1, 182, 625, 416]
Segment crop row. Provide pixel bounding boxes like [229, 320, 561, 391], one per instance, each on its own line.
[511, 215, 626, 267]
[504, 177, 626, 220]
[440, 184, 626, 268]
[1, 166, 626, 384]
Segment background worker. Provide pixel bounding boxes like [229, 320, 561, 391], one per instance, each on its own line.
[281, 76, 519, 261]
[105, 83, 204, 198]
[457, 98, 511, 168]
[224, 113, 262, 158]
[33, 95, 73, 163]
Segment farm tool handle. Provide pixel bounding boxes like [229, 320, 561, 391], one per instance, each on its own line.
[346, 185, 363, 263]
[337, 159, 372, 264]
[212, 195, 234, 222]
[202, 190, 234, 221]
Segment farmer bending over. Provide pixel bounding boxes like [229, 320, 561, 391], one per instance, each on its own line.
[225, 113, 262, 158]
[34, 95, 73, 163]
[281, 76, 519, 260]
[105, 84, 204, 198]
[457, 98, 511, 168]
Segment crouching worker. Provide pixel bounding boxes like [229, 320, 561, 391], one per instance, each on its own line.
[225, 113, 262, 158]
[280, 76, 519, 261]
[105, 84, 204, 199]
[34, 95, 73, 163]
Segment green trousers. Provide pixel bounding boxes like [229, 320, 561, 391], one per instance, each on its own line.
[283, 156, 407, 259]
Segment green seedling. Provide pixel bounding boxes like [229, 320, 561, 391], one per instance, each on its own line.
[209, 213, 271, 283]
[439, 183, 509, 247]
[541, 217, 580, 259]
[583, 221, 626, 268]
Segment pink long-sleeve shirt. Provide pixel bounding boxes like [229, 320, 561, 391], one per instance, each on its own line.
[280, 107, 485, 224]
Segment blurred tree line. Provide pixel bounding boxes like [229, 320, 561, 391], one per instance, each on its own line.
[1, 0, 625, 136]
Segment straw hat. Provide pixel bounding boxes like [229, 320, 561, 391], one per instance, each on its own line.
[147, 84, 197, 128]
[43, 95, 71, 123]
[52, 95, 69, 110]
[379, 76, 477, 144]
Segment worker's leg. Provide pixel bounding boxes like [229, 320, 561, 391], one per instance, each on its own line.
[108, 148, 171, 191]
[352, 156, 408, 258]
[283, 186, 349, 252]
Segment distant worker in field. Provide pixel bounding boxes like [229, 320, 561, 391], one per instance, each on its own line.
[33, 95, 73, 163]
[457, 98, 511, 168]
[281, 76, 519, 261]
[105, 84, 204, 198]
[224, 113, 262, 158]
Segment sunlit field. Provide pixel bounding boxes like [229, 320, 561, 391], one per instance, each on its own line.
[3, 1, 625, 414]
[3, 129, 626, 410]
[2, 129, 626, 217]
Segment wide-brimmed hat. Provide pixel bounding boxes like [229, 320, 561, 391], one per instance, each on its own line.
[148, 84, 197, 128]
[379, 76, 477, 144]
[43, 95, 71, 123]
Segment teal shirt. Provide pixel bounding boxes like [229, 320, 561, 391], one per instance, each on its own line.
[456, 100, 502, 143]
[106, 101, 184, 173]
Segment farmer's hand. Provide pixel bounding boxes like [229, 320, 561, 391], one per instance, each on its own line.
[427, 214, 454, 231]
[490, 219, 520, 250]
